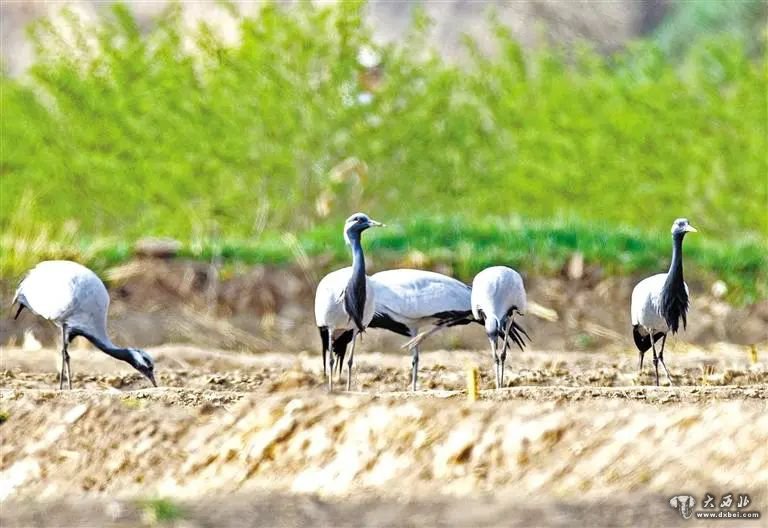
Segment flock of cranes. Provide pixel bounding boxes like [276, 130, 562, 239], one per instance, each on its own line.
[11, 214, 696, 392]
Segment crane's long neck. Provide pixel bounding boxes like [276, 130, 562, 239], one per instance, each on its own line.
[665, 233, 685, 286]
[344, 231, 367, 332]
[74, 329, 133, 364]
[349, 233, 366, 286]
[660, 232, 688, 333]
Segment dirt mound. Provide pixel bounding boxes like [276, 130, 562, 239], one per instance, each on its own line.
[2, 345, 766, 526]
[3, 344, 767, 393]
[2, 390, 766, 503]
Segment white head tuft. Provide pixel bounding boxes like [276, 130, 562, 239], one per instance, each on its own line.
[671, 218, 697, 236]
[342, 212, 384, 245]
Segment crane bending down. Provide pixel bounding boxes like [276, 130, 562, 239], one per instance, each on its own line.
[11, 260, 156, 389]
[365, 269, 475, 391]
[314, 213, 384, 391]
[630, 218, 697, 386]
[471, 266, 529, 389]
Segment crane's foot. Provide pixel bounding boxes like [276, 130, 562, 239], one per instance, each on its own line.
[659, 357, 675, 386]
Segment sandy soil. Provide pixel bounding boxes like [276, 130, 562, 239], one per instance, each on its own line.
[1, 344, 767, 527]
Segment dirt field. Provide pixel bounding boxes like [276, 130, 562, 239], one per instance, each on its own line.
[1, 344, 767, 527]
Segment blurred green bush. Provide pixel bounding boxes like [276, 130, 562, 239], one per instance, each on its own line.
[1, 2, 766, 297]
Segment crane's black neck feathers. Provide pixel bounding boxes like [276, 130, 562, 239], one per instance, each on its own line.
[344, 231, 367, 333]
[329, 329, 355, 368]
[69, 328, 135, 364]
[659, 232, 689, 334]
[319, 325, 356, 372]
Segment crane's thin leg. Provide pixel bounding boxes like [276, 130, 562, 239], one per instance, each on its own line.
[499, 333, 509, 386]
[502, 316, 514, 350]
[322, 337, 327, 379]
[498, 317, 515, 389]
[65, 350, 72, 390]
[489, 336, 500, 390]
[498, 349, 507, 389]
[64, 326, 73, 390]
[657, 334, 674, 386]
[346, 331, 357, 392]
[58, 325, 70, 390]
[338, 334, 349, 380]
[410, 344, 420, 392]
[501, 329, 511, 361]
[401, 324, 445, 351]
[650, 331, 660, 387]
[59, 348, 67, 390]
[327, 328, 335, 392]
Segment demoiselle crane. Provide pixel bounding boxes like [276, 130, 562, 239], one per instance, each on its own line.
[471, 266, 529, 389]
[11, 260, 157, 389]
[364, 269, 475, 391]
[630, 218, 697, 386]
[314, 212, 384, 391]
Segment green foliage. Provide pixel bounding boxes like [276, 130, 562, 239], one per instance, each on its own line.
[139, 498, 183, 524]
[4, 211, 765, 304]
[0, 190, 123, 277]
[1, 2, 766, 300]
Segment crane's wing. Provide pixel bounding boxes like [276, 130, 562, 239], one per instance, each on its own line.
[314, 268, 351, 326]
[14, 261, 80, 321]
[371, 269, 472, 323]
[13, 260, 111, 338]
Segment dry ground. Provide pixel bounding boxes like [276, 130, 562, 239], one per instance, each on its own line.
[1, 344, 767, 527]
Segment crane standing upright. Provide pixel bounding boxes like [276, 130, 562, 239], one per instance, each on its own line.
[314, 212, 384, 391]
[631, 218, 697, 386]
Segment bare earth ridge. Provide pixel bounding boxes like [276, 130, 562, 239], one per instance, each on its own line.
[1, 345, 766, 527]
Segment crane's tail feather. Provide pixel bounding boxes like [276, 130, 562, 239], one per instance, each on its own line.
[369, 312, 412, 337]
[11, 293, 28, 320]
